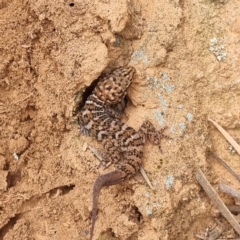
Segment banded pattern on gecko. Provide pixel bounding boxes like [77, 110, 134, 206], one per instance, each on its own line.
[78, 66, 168, 240]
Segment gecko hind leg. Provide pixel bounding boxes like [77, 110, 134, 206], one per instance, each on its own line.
[88, 142, 154, 189]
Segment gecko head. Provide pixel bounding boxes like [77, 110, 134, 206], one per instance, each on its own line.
[94, 66, 136, 104]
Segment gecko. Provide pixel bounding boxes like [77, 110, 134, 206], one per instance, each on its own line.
[78, 66, 168, 240]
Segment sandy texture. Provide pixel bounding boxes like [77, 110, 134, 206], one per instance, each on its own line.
[1, 0, 240, 239]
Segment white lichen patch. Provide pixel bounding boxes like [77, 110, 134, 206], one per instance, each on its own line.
[145, 206, 152, 216]
[146, 73, 174, 128]
[209, 37, 227, 61]
[179, 122, 186, 135]
[152, 94, 169, 126]
[157, 94, 168, 113]
[164, 175, 174, 189]
[187, 113, 193, 122]
[153, 109, 165, 126]
[131, 50, 149, 64]
[147, 73, 175, 93]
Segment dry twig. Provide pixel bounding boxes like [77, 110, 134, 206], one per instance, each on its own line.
[211, 153, 240, 184]
[196, 169, 240, 235]
[139, 167, 155, 190]
[14, 93, 33, 104]
[219, 183, 240, 200]
[208, 118, 240, 155]
[195, 221, 226, 240]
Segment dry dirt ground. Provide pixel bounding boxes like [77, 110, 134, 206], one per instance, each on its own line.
[1, 0, 240, 239]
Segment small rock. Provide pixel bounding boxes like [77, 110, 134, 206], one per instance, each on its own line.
[9, 136, 29, 154]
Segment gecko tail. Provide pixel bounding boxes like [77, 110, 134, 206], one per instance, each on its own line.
[90, 170, 126, 240]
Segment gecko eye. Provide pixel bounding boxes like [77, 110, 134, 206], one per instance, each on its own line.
[106, 86, 112, 91]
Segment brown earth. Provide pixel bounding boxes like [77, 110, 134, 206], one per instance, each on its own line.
[1, 0, 240, 239]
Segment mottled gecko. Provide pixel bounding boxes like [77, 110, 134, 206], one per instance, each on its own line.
[78, 66, 168, 240]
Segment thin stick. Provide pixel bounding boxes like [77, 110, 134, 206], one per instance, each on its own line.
[208, 118, 240, 155]
[219, 183, 240, 200]
[139, 167, 155, 190]
[14, 93, 33, 104]
[196, 169, 240, 235]
[212, 153, 240, 183]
